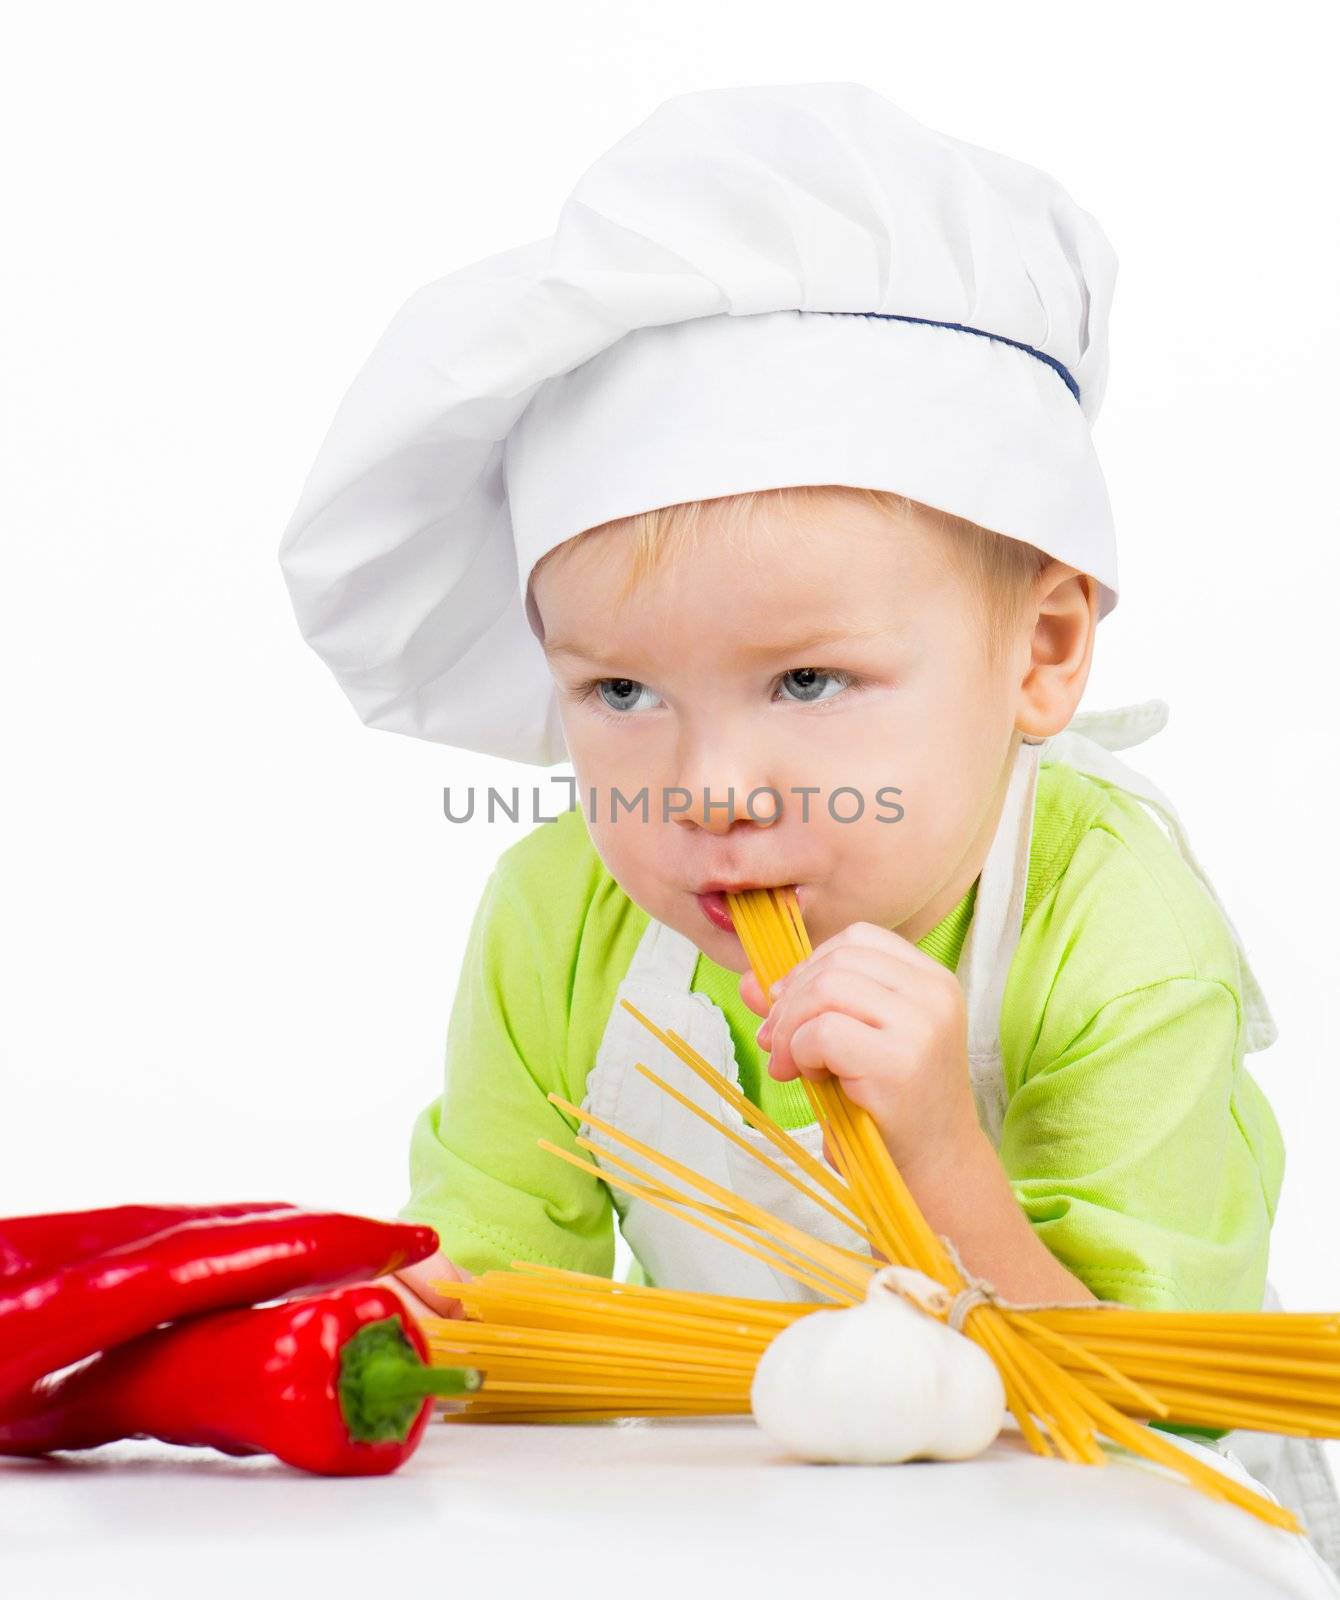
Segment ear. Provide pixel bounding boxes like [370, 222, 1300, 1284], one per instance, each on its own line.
[1013, 561, 1098, 739]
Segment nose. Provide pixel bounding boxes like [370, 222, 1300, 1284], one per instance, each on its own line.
[670, 729, 782, 836]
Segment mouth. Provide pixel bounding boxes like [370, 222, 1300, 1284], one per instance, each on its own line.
[694, 881, 803, 935]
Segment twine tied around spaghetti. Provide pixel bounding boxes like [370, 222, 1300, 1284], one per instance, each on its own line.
[876, 1237, 1128, 1333]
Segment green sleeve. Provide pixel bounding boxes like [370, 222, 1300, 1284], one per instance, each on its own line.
[997, 781, 1288, 1326]
[398, 860, 615, 1277]
[1000, 974, 1284, 1313]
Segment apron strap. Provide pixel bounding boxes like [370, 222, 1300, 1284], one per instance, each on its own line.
[956, 735, 1046, 1140]
[624, 914, 701, 989]
[1039, 698, 1278, 1055]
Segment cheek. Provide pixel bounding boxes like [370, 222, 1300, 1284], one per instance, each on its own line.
[554, 702, 600, 774]
[583, 811, 664, 903]
[561, 710, 662, 795]
[795, 675, 1005, 854]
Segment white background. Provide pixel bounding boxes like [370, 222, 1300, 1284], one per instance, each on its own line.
[2, 0, 1336, 1457]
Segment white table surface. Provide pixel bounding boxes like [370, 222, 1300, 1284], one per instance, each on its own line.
[4, 1417, 1338, 1600]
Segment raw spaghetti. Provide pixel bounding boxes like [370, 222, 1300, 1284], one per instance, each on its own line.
[424, 887, 1340, 1539]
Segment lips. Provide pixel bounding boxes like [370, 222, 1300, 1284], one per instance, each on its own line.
[696, 890, 738, 933]
[694, 881, 802, 934]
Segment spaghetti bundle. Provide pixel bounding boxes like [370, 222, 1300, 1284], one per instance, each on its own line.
[425, 888, 1340, 1538]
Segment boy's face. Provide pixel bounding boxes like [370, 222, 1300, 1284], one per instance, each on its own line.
[531, 489, 1028, 970]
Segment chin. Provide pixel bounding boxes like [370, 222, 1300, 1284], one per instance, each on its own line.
[679, 907, 749, 970]
[694, 919, 745, 964]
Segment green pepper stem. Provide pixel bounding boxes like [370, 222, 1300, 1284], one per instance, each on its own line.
[359, 1352, 478, 1404]
[339, 1316, 481, 1444]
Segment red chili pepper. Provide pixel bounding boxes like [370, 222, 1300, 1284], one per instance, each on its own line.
[0, 1203, 300, 1285]
[0, 1285, 479, 1475]
[0, 1210, 438, 1401]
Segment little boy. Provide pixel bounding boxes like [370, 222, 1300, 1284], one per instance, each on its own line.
[389, 479, 1284, 1325]
[276, 84, 1285, 1332]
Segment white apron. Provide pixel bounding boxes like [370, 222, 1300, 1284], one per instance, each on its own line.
[579, 699, 1340, 1573]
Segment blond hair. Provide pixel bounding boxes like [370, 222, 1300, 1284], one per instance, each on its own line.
[532, 485, 1051, 664]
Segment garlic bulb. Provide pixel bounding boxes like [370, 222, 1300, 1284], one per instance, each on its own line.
[750, 1265, 1007, 1464]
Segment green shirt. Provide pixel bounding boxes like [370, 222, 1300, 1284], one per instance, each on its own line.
[402, 758, 1286, 1318]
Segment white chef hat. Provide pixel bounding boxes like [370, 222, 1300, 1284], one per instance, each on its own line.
[279, 81, 1119, 767]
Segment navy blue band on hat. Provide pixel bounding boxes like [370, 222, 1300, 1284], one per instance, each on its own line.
[833, 310, 1082, 405]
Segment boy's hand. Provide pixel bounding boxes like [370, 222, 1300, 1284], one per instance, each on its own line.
[378, 1249, 472, 1323]
[739, 921, 981, 1178]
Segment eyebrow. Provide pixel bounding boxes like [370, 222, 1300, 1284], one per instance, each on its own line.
[542, 623, 898, 668]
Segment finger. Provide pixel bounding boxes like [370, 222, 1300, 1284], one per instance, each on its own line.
[739, 966, 794, 1019]
[777, 967, 903, 1033]
[764, 942, 964, 1050]
[806, 918, 951, 980]
[788, 1010, 897, 1090]
[762, 943, 913, 1014]
[377, 1273, 442, 1324]
[760, 969, 902, 1083]
[396, 1256, 473, 1319]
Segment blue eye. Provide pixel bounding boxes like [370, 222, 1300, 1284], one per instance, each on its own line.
[778, 668, 851, 704]
[592, 678, 664, 715]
